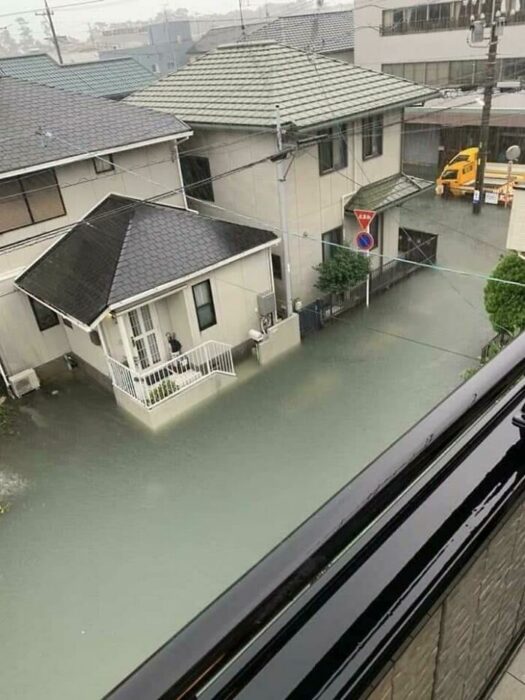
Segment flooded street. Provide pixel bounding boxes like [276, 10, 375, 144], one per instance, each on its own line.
[0, 195, 509, 700]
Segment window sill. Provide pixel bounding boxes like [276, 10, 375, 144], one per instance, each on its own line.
[362, 153, 383, 162]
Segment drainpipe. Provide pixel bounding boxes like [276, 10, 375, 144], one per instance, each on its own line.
[275, 105, 294, 318]
[0, 351, 14, 398]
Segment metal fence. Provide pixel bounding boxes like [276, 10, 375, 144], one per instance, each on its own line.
[106, 341, 235, 409]
[299, 233, 438, 337]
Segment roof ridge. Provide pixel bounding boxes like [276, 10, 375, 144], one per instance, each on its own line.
[109, 198, 139, 301]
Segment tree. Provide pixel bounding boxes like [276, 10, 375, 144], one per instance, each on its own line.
[16, 17, 36, 52]
[0, 27, 19, 56]
[314, 248, 369, 297]
[484, 253, 525, 333]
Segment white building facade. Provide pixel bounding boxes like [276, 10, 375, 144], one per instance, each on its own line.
[354, 0, 525, 87]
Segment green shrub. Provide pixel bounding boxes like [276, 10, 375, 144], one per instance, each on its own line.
[484, 253, 525, 333]
[147, 379, 177, 405]
[314, 248, 369, 296]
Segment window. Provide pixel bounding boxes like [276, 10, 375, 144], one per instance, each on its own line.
[192, 280, 216, 331]
[322, 227, 343, 262]
[272, 254, 282, 280]
[318, 124, 347, 175]
[30, 298, 59, 331]
[0, 170, 65, 234]
[93, 155, 114, 174]
[181, 155, 214, 201]
[362, 115, 383, 160]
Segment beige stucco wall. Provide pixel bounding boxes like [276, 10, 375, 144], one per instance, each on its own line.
[184, 116, 403, 305]
[63, 322, 110, 378]
[0, 277, 69, 376]
[0, 140, 185, 378]
[354, 0, 525, 71]
[256, 314, 301, 365]
[162, 248, 276, 351]
[361, 495, 525, 700]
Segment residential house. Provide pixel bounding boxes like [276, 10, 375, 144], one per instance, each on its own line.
[16, 196, 283, 430]
[0, 75, 296, 427]
[186, 11, 354, 63]
[0, 53, 154, 99]
[354, 0, 525, 87]
[128, 41, 437, 309]
[0, 75, 190, 395]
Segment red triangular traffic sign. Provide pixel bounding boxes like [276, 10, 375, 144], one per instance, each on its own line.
[354, 209, 376, 231]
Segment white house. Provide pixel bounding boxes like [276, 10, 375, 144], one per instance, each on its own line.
[0, 75, 296, 426]
[16, 196, 285, 430]
[127, 40, 438, 310]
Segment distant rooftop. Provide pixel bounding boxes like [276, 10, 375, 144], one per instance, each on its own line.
[187, 10, 354, 57]
[128, 41, 437, 130]
[0, 76, 190, 177]
[186, 22, 267, 55]
[249, 10, 354, 53]
[407, 89, 525, 127]
[0, 53, 155, 98]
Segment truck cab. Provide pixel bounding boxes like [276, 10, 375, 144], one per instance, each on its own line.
[436, 147, 478, 196]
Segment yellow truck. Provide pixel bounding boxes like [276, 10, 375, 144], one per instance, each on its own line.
[436, 147, 525, 204]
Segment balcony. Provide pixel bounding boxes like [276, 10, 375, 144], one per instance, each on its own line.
[106, 340, 236, 428]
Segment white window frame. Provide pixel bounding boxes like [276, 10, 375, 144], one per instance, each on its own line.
[127, 303, 163, 371]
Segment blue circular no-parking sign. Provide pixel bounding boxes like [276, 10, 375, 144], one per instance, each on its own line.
[355, 231, 375, 251]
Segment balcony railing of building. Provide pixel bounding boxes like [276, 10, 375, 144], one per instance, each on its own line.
[106, 340, 235, 409]
[381, 2, 525, 36]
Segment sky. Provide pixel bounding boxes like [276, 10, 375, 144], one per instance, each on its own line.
[0, 0, 268, 41]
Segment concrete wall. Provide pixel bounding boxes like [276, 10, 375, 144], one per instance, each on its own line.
[256, 314, 301, 366]
[184, 115, 403, 305]
[0, 140, 184, 378]
[354, 0, 525, 70]
[361, 495, 525, 700]
[114, 372, 237, 431]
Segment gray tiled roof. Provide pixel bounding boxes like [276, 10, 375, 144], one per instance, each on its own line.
[249, 11, 354, 53]
[16, 195, 277, 326]
[0, 76, 190, 176]
[345, 173, 434, 213]
[127, 41, 438, 130]
[0, 53, 154, 98]
[187, 22, 266, 55]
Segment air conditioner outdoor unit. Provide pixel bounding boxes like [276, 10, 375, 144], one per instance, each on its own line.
[8, 369, 40, 398]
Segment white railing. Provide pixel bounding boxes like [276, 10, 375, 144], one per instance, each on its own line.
[106, 341, 235, 409]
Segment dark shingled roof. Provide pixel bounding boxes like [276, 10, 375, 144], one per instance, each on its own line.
[0, 53, 155, 98]
[0, 75, 190, 176]
[345, 173, 434, 213]
[16, 195, 277, 326]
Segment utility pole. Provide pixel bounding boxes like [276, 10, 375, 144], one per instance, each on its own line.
[36, 0, 63, 65]
[470, 0, 507, 214]
[275, 105, 294, 318]
[238, 0, 246, 37]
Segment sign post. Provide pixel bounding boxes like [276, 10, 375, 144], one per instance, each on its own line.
[353, 210, 376, 308]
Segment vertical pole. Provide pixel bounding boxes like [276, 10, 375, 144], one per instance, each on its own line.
[44, 0, 63, 64]
[472, 2, 498, 215]
[275, 105, 294, 318]
[238, 0, 246, 36]
[505, 159, 512, 207]
[366, 251, 371, 308]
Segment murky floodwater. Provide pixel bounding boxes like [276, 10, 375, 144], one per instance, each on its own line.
[0, 196, 509, 699]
